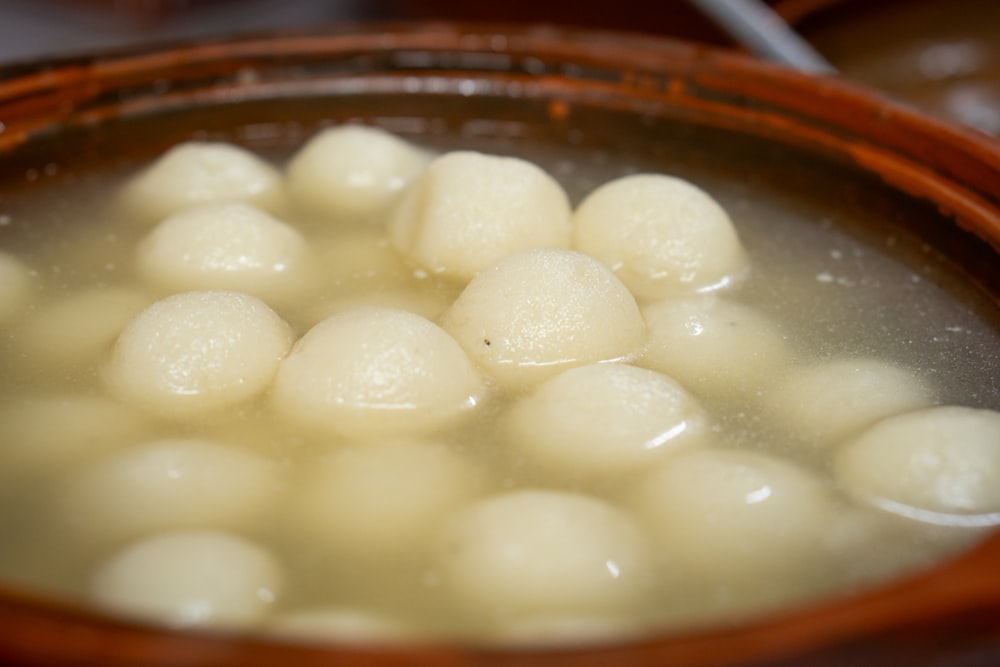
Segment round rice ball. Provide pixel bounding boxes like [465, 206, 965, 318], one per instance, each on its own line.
[640, 296, 791, 399]
[440, 248, 646, 389]
[505, 364, 709, 478]
[768, 357, 936, 448]
[573, 174, 747, 300]
[61, 438, 281, 544]
[433, 490, 651, 619]
[136, 203, 313, 305]
[89, 530, 282, 629]
[118, 142, 287, 224]
[389, 151, 572, 281]
[287, 124, 430, 223]
[272, 307, 484, 438]
[286, 438, 486, 558]
[106, 291, 293, 418]
[834, 406, 1000, 526]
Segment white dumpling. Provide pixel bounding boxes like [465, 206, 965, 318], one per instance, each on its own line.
[573, 174, 748, 300]
[286, 124, 429, 223]
[0, 395, 152, 473]
[505, 364, 709, 478]
[640, 296, 791, 399]
[13, 286, 152, 370]
[136, 203, 314, 304]
[60, 438, 281, 544]
[286, 439, 486, 558]
[272, 307, 484, 438]
[106, 291, 293, 418]
[89, 530, 282, 629]
[118, 142, 287, 224]
[631, 449, 835, 583]
[440, 249, 646, 389]
[268, 607, 414, 644]
[834, 406, 1000, 525]
[768, 357, 936, 448]
[433, 490, 650, 618]
[0, 252, 32, 326]
[388, 151, 572, 281]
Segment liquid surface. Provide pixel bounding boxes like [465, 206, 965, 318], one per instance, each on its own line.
[0, 123, 998, 647]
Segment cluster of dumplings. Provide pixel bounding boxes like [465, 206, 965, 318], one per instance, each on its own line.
[1, 124, 999, 647]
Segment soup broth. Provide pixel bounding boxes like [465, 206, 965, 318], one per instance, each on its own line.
[0, 115, 999, 647]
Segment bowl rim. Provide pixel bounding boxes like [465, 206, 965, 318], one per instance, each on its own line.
[1, 21, 1000, 667]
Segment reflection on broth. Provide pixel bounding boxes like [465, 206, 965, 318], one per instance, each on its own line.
[0, 123, 999, 647]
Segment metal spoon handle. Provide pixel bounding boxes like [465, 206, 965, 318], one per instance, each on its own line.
[690, 0, 837, 74]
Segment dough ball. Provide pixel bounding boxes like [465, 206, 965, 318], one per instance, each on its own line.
[0, 252, 33, 326]
[0, 395, 152, 473]
[287, 124, 430, 222]
[136, 203, 314, 305]
[14, 286, 152, 370]
[640, 296, 791, 399]
[433, 490, 651, 618]
[573, 174, 748, 300]
[389, 151, 572, 281]
[60, 438, 280, 544]
[106, 291, 293, 418]
[89, 530, 282, 629]
[505, 364, 709, 478]
[632, 449, 834, 582]
[272, 307, 484, 438]
[834, 406, 1000, 525]
[768, 357, 936, 447]
[440, 249, 646, 389]
[118, 142, 287, 224]
[286, 439, 486, 558]
[268, 607, 414, 644]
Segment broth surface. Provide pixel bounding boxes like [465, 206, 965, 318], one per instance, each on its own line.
[0, 120, 999, 646]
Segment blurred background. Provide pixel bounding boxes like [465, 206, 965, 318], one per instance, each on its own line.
[0, 0, 997, 135]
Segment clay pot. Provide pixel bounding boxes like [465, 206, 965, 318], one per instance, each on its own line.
[771, 0, 1000, 134]
[0, 23, 998, 667]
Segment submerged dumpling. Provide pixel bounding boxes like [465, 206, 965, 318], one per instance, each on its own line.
[505, 364, 709, 478]
[433, 490, 651, 619]
[573, 174, 747, 300]
[136, 203, 313, 304]
[641, 296, 791, 399]
[285, 438, 486, 558]
[768, 357, 936, 448]
[118, 142, 287, 224]
[440, 248, 646, 389]
[834, 406, 1000, 526]
[0, 395, 152, 473]
[89, 530, 282, 629]
[61, 438, 281, 544]
[389, 151, 572, 280]
[13, 286, 152, 370]
[632, 449, 835, 583]
[287, 124, 429, 222]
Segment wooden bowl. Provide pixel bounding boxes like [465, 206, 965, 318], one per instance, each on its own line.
[0, 23, 999, 667]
